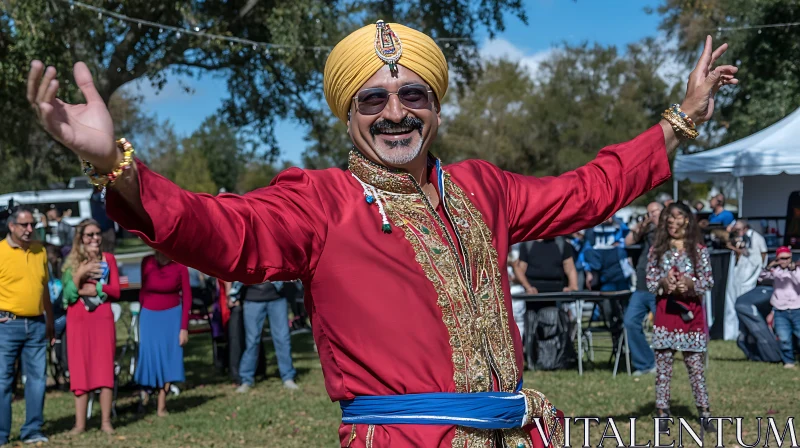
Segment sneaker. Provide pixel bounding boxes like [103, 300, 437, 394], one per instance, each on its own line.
[23, 434, 49, 444]
[235, 383, 251, 394]
[784, 363, 796, 369]
[283, 380, 299, 390]
[633, 367, 656, 376]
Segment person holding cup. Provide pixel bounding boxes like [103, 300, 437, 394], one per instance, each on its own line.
[61, 219, 120, 434]
[646, 203, 715, 432]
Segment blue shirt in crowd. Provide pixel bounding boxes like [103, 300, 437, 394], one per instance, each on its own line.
[709, 209, 735, 226]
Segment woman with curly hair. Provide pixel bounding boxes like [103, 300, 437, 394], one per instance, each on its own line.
[646, 202, 714, 432]
[61, 219, 120, 434]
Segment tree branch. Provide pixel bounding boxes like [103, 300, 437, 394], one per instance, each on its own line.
[239, 0, 260, 18]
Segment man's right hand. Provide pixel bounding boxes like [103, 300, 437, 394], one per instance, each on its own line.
[525, 286, 538, 295]
[27, 61, 119, 173]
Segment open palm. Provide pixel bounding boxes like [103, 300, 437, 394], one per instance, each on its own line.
[27, 61, 117, 171]
[681, 35, 739, 124]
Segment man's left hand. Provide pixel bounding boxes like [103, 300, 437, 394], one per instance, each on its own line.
[679, 35, 739, 125]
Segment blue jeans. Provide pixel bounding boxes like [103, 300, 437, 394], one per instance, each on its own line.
[773, 308, 800, 365]
[239, 299, 296, 385]
[623, 290, 657, 371]
[0, 316, 47, 444]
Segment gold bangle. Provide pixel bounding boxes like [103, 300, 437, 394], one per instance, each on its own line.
[662, 109, 699, 140]
[82, 138, 135, 188]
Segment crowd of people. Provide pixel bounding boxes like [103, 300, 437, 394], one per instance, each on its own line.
[506, 193, 800, 432]
[0, 205, 299, 444]
[4, 192, 797, 445]
[9, 14, 792, 446]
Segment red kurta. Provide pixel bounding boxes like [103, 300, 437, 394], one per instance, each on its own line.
[106, 125, 670, 447]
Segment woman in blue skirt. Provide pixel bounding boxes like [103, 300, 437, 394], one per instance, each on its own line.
[135, 252, 191, 416]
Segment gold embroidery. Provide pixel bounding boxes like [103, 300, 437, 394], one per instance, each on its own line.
[348, 152, 523, 447]
[520, 389, 564, 448]
[347, 424, 357, 447]
[366, 424, 376, 448]
[349, 151, 418, 194]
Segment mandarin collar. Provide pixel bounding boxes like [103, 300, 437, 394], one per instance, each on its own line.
[347, 150, 440, 194]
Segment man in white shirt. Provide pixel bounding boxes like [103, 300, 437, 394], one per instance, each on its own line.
[724, 219, 768, 340]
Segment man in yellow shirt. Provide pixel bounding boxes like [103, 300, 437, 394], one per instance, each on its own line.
[0, 206, 54, 445]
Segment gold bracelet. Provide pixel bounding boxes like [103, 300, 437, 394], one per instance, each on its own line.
[82, 138, 135, 188]
[661, 108, 699, 140]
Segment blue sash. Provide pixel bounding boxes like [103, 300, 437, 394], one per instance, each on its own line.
[340, 383, 528, 430]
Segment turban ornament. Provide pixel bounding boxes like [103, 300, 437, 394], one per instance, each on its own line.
[374, 20, 403, 75]
[324, 20, 449, 123]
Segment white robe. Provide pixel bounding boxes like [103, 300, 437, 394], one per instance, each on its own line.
[724, 230, 768, 340]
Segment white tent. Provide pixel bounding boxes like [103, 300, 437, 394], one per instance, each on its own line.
[673, 107, 800, 218]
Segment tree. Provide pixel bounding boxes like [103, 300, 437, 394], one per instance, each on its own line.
[173, 148, 218, 194]
[655, 0, 800, 145]
[236, 160, 297, 193]
[2, 0, 530, 188]
[301, 118, 352, 169]
[434, 40, 710, 204]
[0, 85, 158, 192]
[437, 40, 677, 174]
[181, 116, 247, 192]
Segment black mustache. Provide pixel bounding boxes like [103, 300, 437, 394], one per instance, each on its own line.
[370, 116, 424, 136]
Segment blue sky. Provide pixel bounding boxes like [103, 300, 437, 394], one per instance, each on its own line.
[131, 0, 665, 166]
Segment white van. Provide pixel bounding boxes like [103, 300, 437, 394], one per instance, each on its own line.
[0, 186, 94, 245]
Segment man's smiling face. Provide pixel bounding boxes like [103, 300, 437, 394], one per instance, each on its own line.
[347, 64, 440, 169]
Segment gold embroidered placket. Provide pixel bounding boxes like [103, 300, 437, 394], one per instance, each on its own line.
[349, 152, 528, 447]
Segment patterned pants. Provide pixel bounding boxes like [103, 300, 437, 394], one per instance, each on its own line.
[655, 349, 710, 410]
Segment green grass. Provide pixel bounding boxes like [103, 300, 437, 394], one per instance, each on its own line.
[9, 328, 799, 447]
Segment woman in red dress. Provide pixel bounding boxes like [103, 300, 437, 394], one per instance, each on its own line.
[62, 219, 120, 434]
[646, 203, 714, 433]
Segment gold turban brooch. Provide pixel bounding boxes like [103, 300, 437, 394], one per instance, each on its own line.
[323, 21, 449, 123]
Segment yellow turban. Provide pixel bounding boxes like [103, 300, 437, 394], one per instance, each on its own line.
[323, 21, 449, 123]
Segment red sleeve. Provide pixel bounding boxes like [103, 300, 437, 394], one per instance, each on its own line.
[103, 253, 121, 301]
[504, 125, 670, 244]
[106, 163, 328, 284]
[180, 265, 192, 330]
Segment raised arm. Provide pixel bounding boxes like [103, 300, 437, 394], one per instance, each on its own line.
[506, 124, 671, 243]
[25, 61, 327, 283]
[105, 163, 327, 283]
[500, 36, 737, 244]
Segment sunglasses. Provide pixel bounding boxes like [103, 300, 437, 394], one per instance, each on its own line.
[83, 232, 102, 239]
[777, 257, 793, 262]
[353, 84, 434, 116]
[14, 222, 35, 229]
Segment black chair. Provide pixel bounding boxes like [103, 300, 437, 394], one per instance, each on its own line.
[581, 295, 631, 376]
